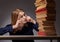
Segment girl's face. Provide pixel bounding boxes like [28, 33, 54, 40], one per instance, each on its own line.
[17, 10, 31, 23]
[18, 10, 27, 23]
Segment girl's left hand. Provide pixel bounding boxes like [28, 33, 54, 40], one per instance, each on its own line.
[26, 16, 36, 24]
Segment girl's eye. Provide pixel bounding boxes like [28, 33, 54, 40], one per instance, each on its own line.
[21, 16, 23, 18]
[24, 14, 25, 16]
[20, 14, 26, 18]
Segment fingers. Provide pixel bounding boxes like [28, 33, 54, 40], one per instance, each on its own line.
[26, 16, 32, 22]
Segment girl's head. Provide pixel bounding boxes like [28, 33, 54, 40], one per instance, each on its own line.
[11, 8, 26, 25]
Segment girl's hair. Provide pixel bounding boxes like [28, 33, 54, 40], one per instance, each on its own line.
[11, 8, 24, 25]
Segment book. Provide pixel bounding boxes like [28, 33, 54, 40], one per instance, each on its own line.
[36, 14, 47, 18]
[36, 17, 47, 21]
[34, 0, 47, 7]
[35, 8, 47, 14]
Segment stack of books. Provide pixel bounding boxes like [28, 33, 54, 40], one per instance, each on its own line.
[34, 0, 47, 36]
[34, 0, 57, 36]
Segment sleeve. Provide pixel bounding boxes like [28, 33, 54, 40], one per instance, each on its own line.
[33, 22, 39, 31]
[0, 24, 13, 35]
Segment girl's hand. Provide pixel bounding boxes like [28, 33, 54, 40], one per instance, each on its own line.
[26, 16, 36, 24]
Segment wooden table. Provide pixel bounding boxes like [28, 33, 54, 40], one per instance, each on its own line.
[0, 35, 60, 42]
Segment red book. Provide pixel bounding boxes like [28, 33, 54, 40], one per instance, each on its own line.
[35, 8, 47, 13]
[38, 31, 46, 36]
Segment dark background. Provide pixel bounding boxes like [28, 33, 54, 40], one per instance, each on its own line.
[0, 0, 60, 42]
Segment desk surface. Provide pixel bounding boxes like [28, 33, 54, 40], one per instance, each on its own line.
[0, 35, 60, 40]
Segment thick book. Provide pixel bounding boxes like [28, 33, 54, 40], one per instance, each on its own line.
[36, 14, 47, 18]
[36, 17, 47, 21]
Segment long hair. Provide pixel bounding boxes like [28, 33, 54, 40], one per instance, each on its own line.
[11, 8, 24, 25]
[11, 8, 25, 33]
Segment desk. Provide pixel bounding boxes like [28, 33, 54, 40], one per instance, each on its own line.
[0, 35, 60, 42]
